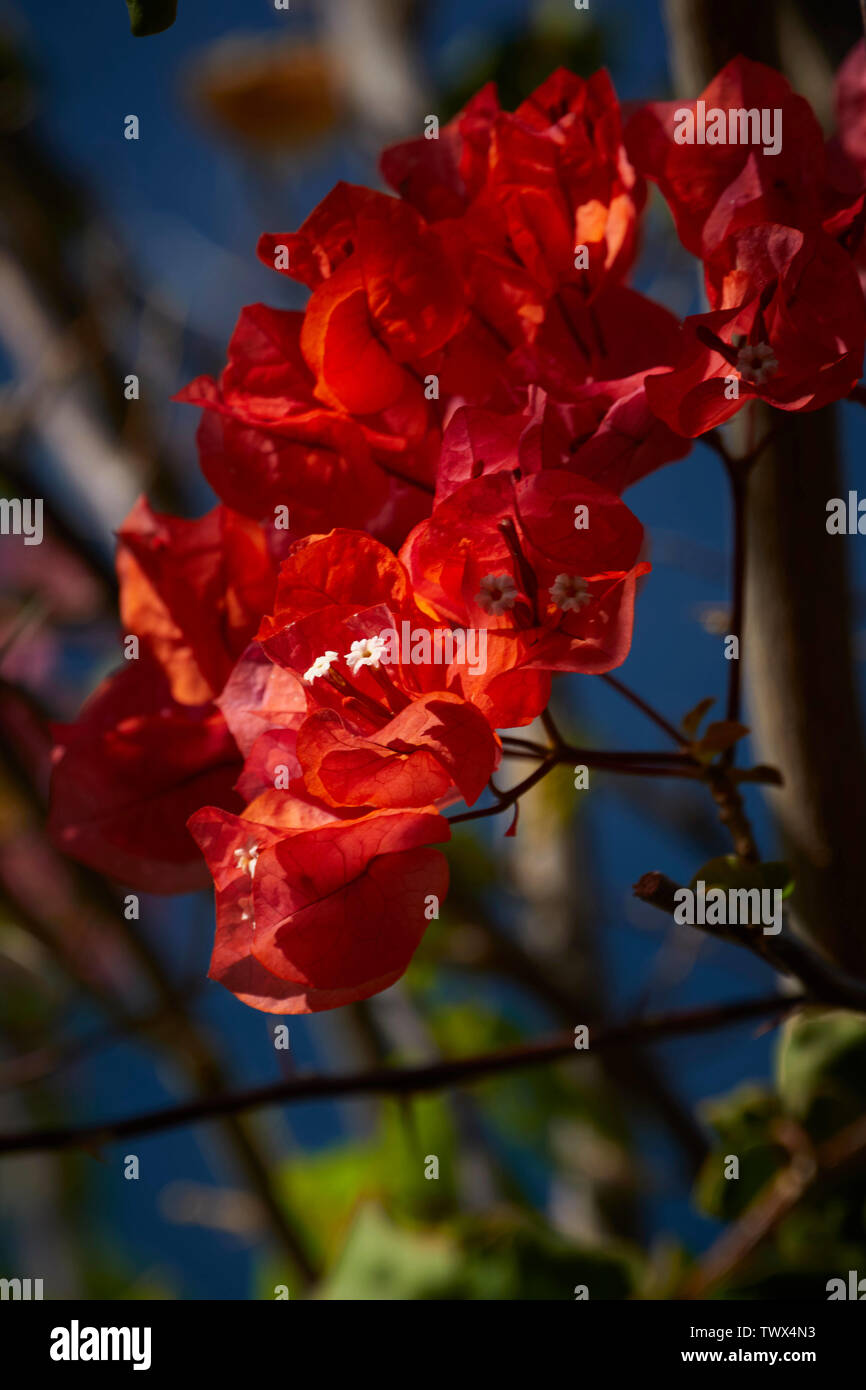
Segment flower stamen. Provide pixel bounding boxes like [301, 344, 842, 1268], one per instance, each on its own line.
[344, 635, 389, 675]
[734, 339, 778, 385]
[549, 574, 592, 612]
[303, 650, 339, 683]
[476, 572, 519, 615]
[233, 842, 261, 880]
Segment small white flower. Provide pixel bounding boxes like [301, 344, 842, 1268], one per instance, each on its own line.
[303, 650, 339, 683]
[475, 573, 518, 615]
[735, 340, 778, 385]
[549, 573, 592, 613]
[233, 842, 261, 879]
[344, 635, 388, 674]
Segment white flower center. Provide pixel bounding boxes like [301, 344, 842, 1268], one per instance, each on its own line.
[549, 573, 591, 613]
[303, 649, 339, 683]
[344, 635, 388, 674]
[475, 573, 518, 615]
[233, 842, 261, 879]
[734, 339, 778, 385]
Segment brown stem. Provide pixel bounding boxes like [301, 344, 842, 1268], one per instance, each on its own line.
[705, 766, 760, 862]
[540, 706, 567, 750]
[448, 755, 557, 824]
[633, 872, 866, 1012]
[0, 994, 800, 1159]
[601, 674, 689, 746]
[447, 751, 780, 825]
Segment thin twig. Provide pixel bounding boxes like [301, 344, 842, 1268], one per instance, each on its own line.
[448, 756, 557, 824]
[0, 993, 801, 1159]
[601, 674, 689, 746]
[448, 749, 780, 825]
[540, 707, 566, 750]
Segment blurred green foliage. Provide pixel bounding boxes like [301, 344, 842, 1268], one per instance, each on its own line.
[692, 1010, 866, 1298]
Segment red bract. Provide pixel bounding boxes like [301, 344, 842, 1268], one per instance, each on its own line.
[188, 796, 449, 1013]
[296, 694, 496, 810]
[117, 498, 276, 705]
[436, 374, 690, 505]
[260, 598, 501, 807]
[258, 184, 466, 416]
[511, 285, 682, 396]
[256, 525, 544, 739]
[256, 527, 412, 641]
[380, 85, 500, 221]
[381, 69, 646, 418]
[626, 57, 840, 259]
[216, 643, 307, 758]
[51, 61, 794, 1018]
[830, 40, 866, 292]
[384, 68, 644, 302]
[508, 286, 692, 491]
[177, 305, 434, 545]
[645, 225, 866, 436]
[431, 287, 689, 504]
[484, 68, 644, 299]
[400, 470, 649, 677]
[49, 656, 243, 894]
[259, 183, 530, 414]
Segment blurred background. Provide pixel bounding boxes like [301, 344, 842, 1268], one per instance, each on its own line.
[1, 0, 866, 1300]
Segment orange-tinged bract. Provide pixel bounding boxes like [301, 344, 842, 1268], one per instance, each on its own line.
[48, 56, 866, 1010]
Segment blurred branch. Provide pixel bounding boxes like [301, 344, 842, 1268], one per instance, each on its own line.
[633, 871, 866, 1012]
[125, 1, 178, 37]
[320, 0, 430, 141]
[682, 1107, 866, 1297]
[0, 677, 318, 1285]
[0, 992, 200, 1094]
[0, 993, 801, 1158]
[600, 675, 689, 746]
[456, 849, 710, 1174]
[0, 250, 142, 548]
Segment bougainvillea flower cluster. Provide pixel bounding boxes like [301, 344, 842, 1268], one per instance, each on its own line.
[49, 53, 866, 1012]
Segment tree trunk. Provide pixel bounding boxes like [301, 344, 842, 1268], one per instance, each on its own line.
[663, 0, 866, 975]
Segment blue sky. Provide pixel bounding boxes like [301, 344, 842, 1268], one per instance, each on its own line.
[8, 0, 866, 1296]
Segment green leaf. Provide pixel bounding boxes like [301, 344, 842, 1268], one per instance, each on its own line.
[316, 1204, 462, 1300]
[316, 1206, 642, 1300]
[690, 1073, 866, 1299]
[453, 1214, 641, 1300]
[270, 1094, 459, 1266]
[694, 1084, 787, 1221]
[125, 1, 178, 36]
[688, 855, 794, 898]
[776, 1008, 866, 1139]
